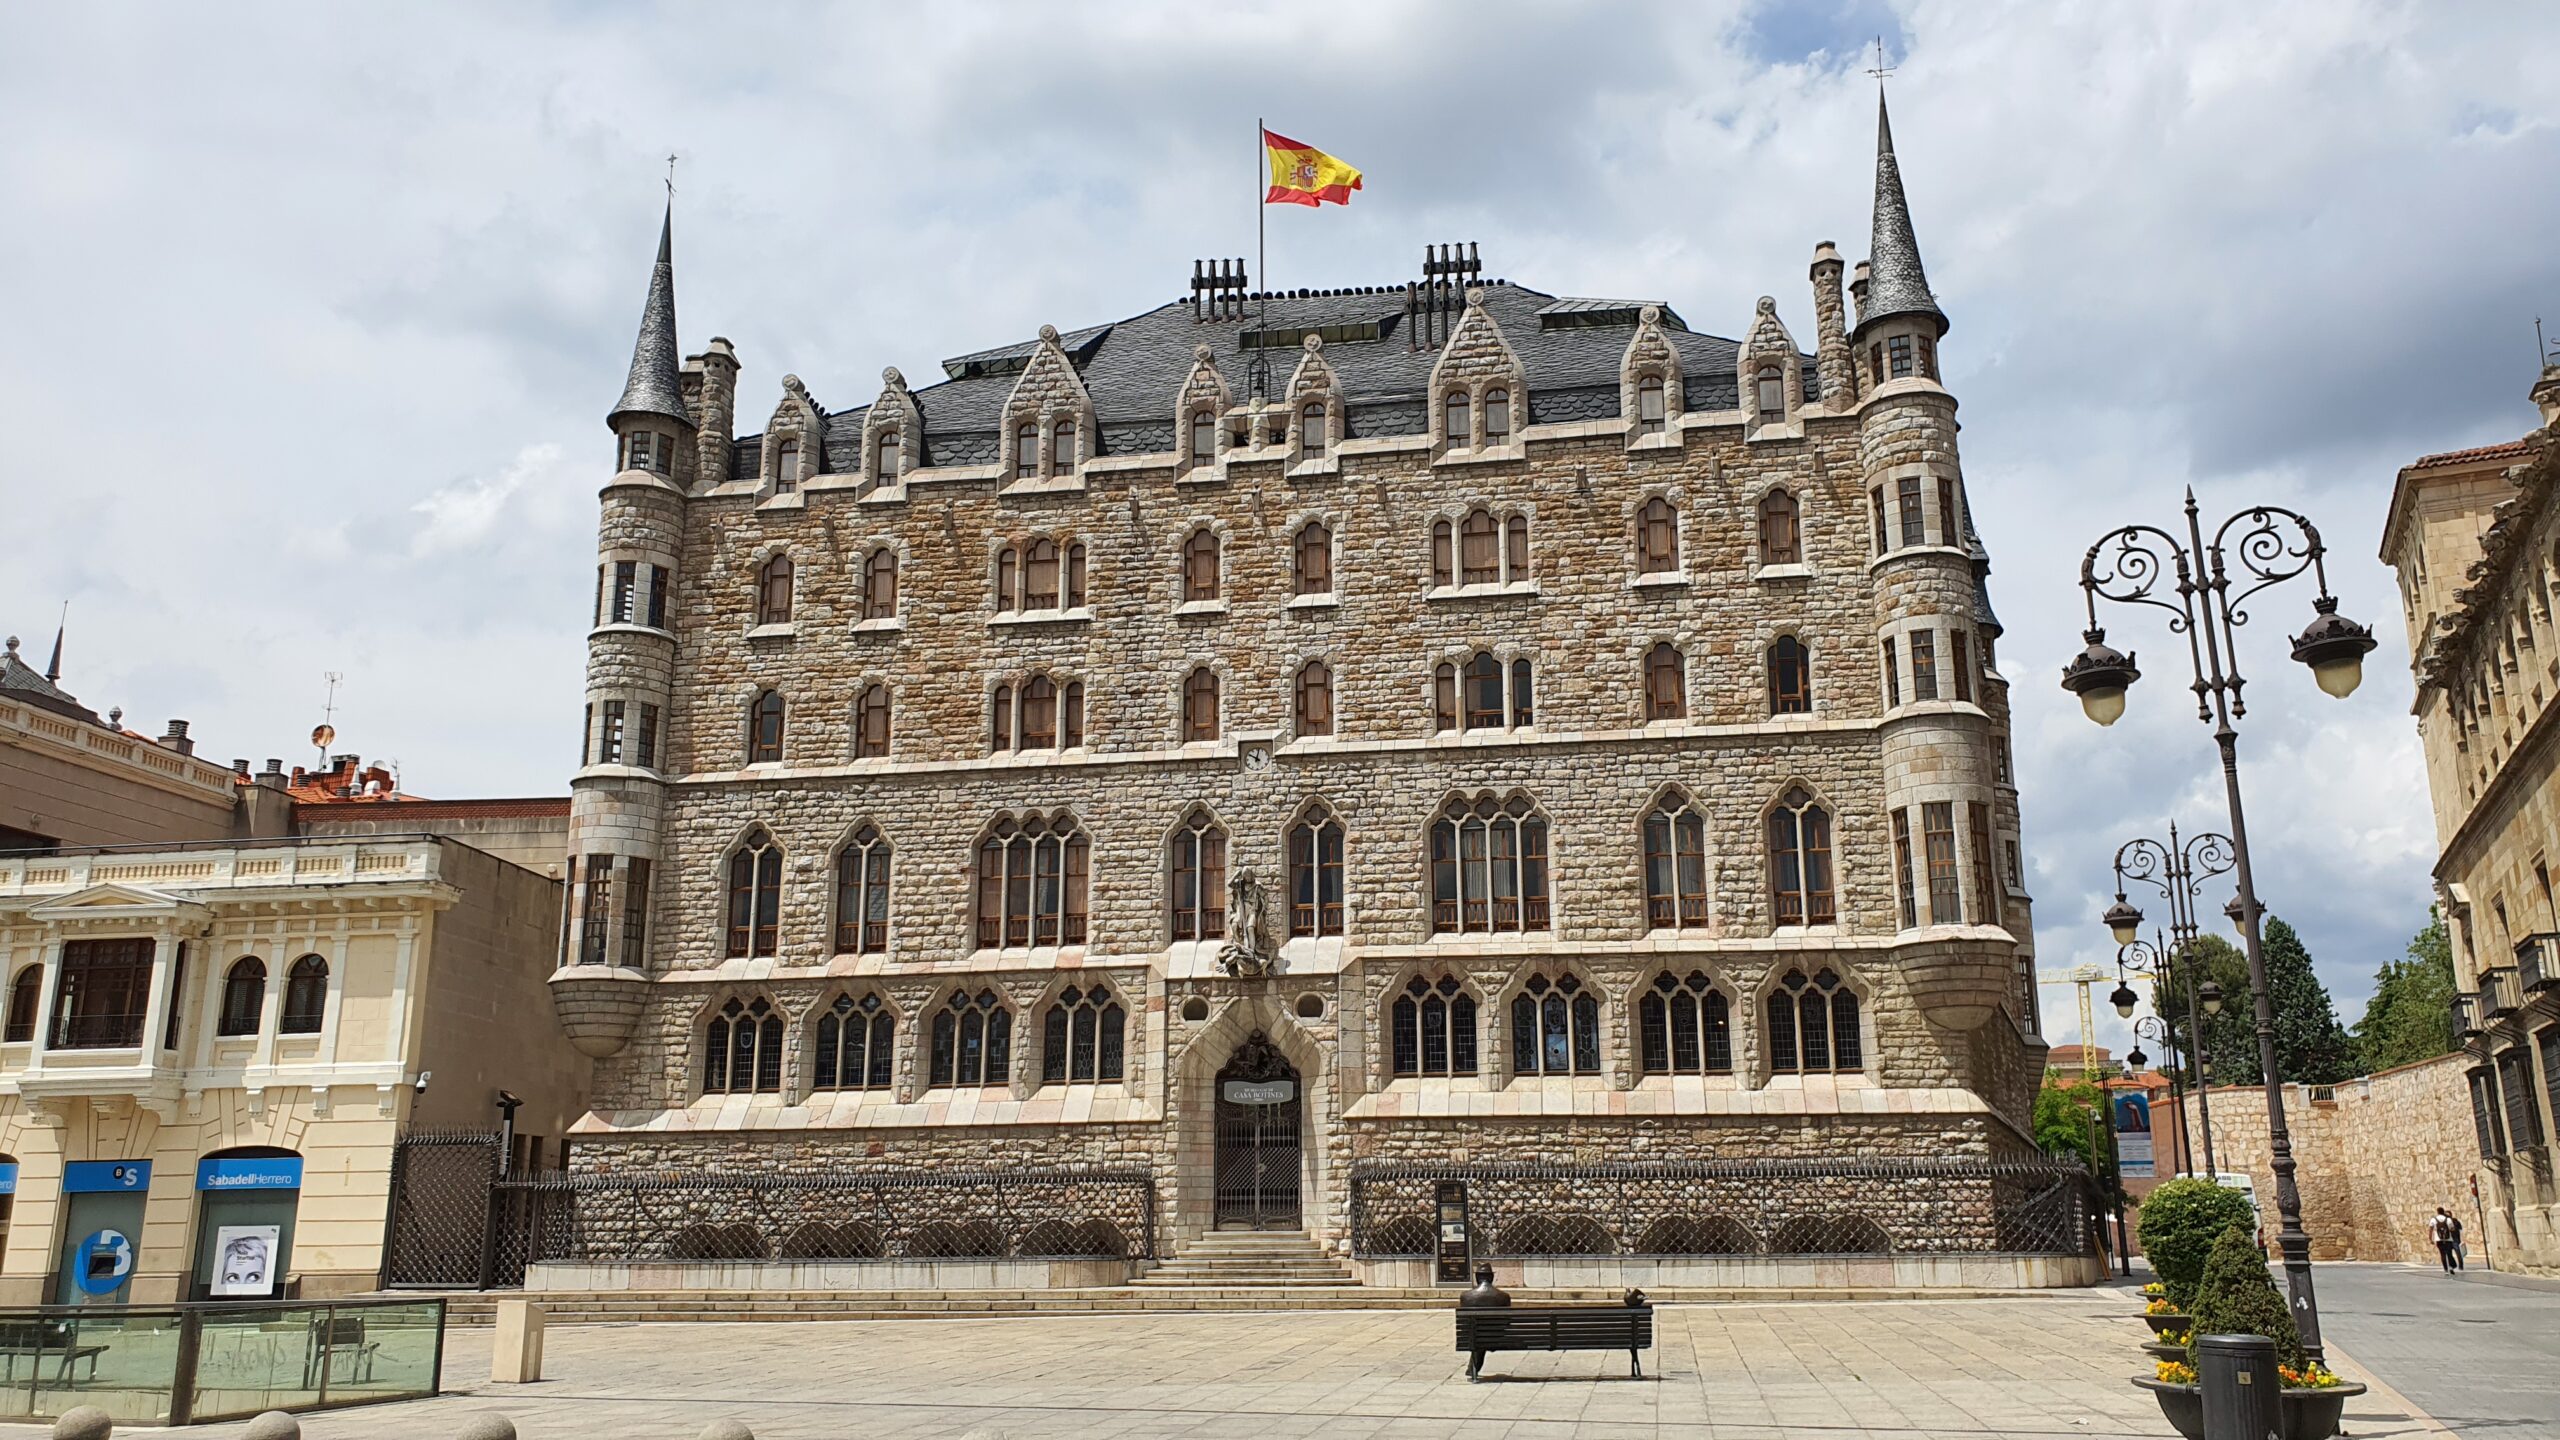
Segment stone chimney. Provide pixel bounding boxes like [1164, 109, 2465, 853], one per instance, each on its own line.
[158, 719, 194, 756]
[2533, 363, 2560, 429]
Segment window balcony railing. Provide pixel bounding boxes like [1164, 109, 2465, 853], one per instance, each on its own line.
[2518, 934, 2560, 994]
[50, 1009, 147, 1051]
[2482, 965, 2524, 1019]
[2452, 991, 2483, 1040]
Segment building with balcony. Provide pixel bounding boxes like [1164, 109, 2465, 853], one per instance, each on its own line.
[2379, 358, 2560, 1274]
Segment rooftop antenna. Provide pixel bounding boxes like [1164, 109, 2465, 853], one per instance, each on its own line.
[2539, 316, 2551, 368]
[314, 671, 342, 770]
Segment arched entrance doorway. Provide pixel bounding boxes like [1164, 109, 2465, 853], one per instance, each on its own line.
[1213, 1031, 1302, 1229]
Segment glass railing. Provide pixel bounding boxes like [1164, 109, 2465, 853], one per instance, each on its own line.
[0, 1297, 442, 1425]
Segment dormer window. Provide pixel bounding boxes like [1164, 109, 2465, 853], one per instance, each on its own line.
[1444, 391, 1471, 445]
[1051, 419, 1077, 476]
[776, 439, 800, 494]
[1302, 403, 1328, 455]
[1637, 376, 1666, 436]
[875, 429, 901, 481]
[1013, 423, 1037, 479]
[624, 430, 673, 475]
[1191, 410, 1216, 463]
[1484, 388, 1511, 440]
[1755, 366, 1784, 421]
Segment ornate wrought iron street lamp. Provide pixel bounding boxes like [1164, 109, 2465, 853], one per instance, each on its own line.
[2104, 823, 2238, 1180]
[2062, 492, 2376, 1359]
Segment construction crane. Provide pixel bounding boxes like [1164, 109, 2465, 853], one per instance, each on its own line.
[2037, 963, 2110, 1083]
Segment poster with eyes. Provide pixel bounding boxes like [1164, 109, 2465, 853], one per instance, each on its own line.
[213, 1225, 280, 1298]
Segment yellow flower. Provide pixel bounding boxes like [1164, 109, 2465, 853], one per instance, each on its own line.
[2156, 1360, 2197, 1385]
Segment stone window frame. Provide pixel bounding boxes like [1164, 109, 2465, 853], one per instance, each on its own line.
[1177, 523, 1227, 608]
[1293, 654, 1337, 740]
[1639, 783, 1713, 931]
[860, 366, 923, 489]
[1760, 780, 1840, 931]
[1640, 639, 1688, 724]
[1427, 504, 1535, 593]
[850, 680, 894, 761]
[749, 544, 798, 630]
[1289, 514, 1340, 600]
[1425, 301, 1528, 457]
[986, 668, 1087, 754]
[757, 375, 826, 500]
[696, 988, 794, 1098]
[1429, 644, 1537, 735]
[1753, 962, 1872, 1082]
[1285, 798, 1350, 942]
[1751, 483, 1806, 572]
[858, 545, 901, 625]
[828, 819, 895, 957]
[1032, 971, 1136, 1089]
[744, 688, 788, 766]
[1164, 804, 1231, 946]
[1179, 663, 1223, 744]
[1763, 627, 1815, 717]
[920, 979, 1026, 1095]
[989, 531, 1092, 616]
[1376, 962, 1486, 1084]
[1172, 343, 1235, 476]
[720, 824, 787, 959]
[1626, 964, 1742, 1079]
[805, 987, 901, 1096]
[1629, 492, 1684, 580]
[970, 808, 1093, 953]
[1425, 788, 1557, 939]
[1493, 963, 1609, 1084]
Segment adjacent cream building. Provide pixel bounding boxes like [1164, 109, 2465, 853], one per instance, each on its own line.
[2378, 360, 2560, 1275]
[0, 636, 584, 1301]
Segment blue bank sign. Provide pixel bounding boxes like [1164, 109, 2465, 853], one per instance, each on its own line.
[196, 1157, 303, 1192]
[62, 1161, 151, 1194]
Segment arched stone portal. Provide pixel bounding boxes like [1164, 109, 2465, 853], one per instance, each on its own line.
[1212, 1031, 1302, 1229]
[1173, 1004, 1332, 1245]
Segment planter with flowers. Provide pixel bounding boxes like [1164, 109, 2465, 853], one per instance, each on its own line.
[2131, 1224, 2364, 1440]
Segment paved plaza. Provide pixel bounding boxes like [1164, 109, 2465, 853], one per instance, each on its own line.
[0, 1289, 2465, 1440]
[2309, 1262, 2560, 1440]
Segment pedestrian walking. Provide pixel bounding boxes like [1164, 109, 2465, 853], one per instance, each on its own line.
[2451, 1212, 2467, 1270]
[2429, 1207, 2457, 1274]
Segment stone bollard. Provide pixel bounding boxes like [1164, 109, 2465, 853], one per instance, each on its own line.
[453, 1415, 518, 1440]
[243, 1413, 301, 1440]
[51, 1406, 112, 1440]
[700, 1421, 756, 1440]
[2197, 1333, 2279, 1440]
[492, 1299, 547, 1384]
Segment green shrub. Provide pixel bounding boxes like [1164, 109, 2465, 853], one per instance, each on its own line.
[2185, 1221, 2301, 1370]
[2135, 1178, 2255, 1310]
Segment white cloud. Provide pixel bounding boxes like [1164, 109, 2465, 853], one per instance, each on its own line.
[3, 0, 2552, 1024]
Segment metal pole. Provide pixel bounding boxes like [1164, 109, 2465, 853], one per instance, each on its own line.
[2183, 953, 2218, 1179]
[1254, 118, 1268, 406]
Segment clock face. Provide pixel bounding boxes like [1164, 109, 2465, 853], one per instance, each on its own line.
[1243, 747, 1272, 772]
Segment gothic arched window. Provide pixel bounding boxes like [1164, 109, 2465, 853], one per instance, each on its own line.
[1509, 972, 1599, 1076]
[1429, 794, 1550, 935]
[929, 988, 1013, 1087]
[1190, 408, 1216, 463]
[217, 958, 265, 1038]
[1182, 667, 1219, 742]
[1767, 968, 1861, 1074]
[874, 428, 901, 481]
[863, 549, 898, 621]
[1301, 402, 1329, 455]
[975, 813, 1091, 949]
[1294, 522, 1333, 597]
[1639, 971, 1731, 1075]
[1444, 390, 1470, 445]
[1643, 793, 1709, 929]
[833, 825, 891, 955]
[705, 996, 784, 1094]
[1022, 675, 1058, 750]
[1766, 788, 1836, 927]
[1636, 374, 1667, 435]
[1040, 982, 1126, 1084]
[813, 993, 893, 1090]
[1051, 418, 1077, 476]
[1644, 642, 1686, 722]
[1484, 387, 1512, 440]
[1022, 538, 1061, 610]
[1636, 498, 1678, 575]
[1390, 975, 1478, 1077]
[757, 554, 794, 626]
[853, 684, 891, 759]
[1295, 660, 1333, 738]
[1759, 489, 1801, 565]
[1431, 519, 1455, 587]
[1183, 530, 1221, 603]
[1767, 637, 1812, 715]
[1460, 509, 1499, 586]
[280, 954, 328, 1034]
[776, 438, 801, 493]
[1288, 806, 1345, 938]
[1755, 365, 1784, 421]
[1464, 652, 1503, 730]
[1169, 811, 1227, 942]
[747, 689, 786, 764]
[1013, 422, 1038, 479]
[726, 829, 783, 958]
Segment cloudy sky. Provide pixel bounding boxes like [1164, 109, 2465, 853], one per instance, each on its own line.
[6, 1, 2555, 1053]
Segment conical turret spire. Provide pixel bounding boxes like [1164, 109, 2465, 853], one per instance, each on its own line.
[609, 202, 689, 429]
[1861, 92, 1947, 337]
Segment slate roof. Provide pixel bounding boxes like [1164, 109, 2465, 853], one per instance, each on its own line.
[758, 281, 1816, 480]
[0, 636, 101, 726]
[611, 206, 689, 429]
[1862, 93, 1946, 337]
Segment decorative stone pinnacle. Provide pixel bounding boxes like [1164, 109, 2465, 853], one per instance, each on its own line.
[1039, 323, 1060, 344]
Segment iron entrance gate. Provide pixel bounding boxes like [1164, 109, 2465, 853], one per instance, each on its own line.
[1213, 1031, 1302, 1229]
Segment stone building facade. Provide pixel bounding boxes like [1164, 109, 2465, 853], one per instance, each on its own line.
[550, 101, 2060, 1272]
[2379, 361, 2560, 1275]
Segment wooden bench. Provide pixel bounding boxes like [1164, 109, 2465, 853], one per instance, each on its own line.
[1455, 1304, 1654, 1381]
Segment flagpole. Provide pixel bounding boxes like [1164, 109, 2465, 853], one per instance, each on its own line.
[1254, 117, 1268, 405]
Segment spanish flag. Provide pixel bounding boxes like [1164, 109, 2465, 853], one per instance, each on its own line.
[1264, 129, 1363, 207]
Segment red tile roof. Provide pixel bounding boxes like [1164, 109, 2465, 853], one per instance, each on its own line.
[2408, 439, 2532, 472]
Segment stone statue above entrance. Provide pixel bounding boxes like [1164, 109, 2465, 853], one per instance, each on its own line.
[1218, 863, 1273, 977]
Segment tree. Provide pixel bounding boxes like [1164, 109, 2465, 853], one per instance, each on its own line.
[2186, 1220, 2303, 1369]
[2156, 934, 2250, 1081]
[2351, 910, 2456, 1073]
[2035, 1075, 2105, 1167]
[2169, 917, 2354, 1086]
[2136, 1179, 2257, 1312]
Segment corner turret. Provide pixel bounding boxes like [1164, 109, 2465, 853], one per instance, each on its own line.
[1854, 94, 1947, 392]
